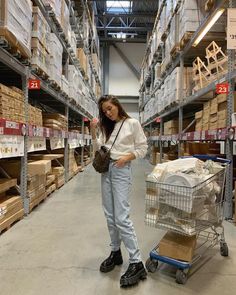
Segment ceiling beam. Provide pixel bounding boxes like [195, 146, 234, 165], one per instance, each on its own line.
[100, 37, 146, 43]
[97, 26, 153, 32]
[95, 13, 156, 17]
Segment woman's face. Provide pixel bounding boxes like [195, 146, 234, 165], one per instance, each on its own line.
[101, 101, 120, 121]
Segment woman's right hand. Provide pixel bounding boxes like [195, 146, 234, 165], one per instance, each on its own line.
[90, 118, 99, 129]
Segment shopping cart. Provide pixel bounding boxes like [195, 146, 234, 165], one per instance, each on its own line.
[145, 155, 230, 284]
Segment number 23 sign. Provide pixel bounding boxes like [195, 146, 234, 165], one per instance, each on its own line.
[28, 79, 40, 90]
[216, 83, 229, 94]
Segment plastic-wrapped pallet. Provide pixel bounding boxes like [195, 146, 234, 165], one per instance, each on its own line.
[61, 0, 69, 41]
[31, 7, 51, 76]
[61, 75, 69, 96]
[49, 33, 63, 87]
[0, 0, 32, 59]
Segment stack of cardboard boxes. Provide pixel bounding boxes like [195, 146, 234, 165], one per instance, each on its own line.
[43, 113, 68, 131]
[195, 93, 236, 131]
[0, 84, 26, 123]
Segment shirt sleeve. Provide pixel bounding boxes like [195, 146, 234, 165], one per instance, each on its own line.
[92, 132, 104, 152]
[132, 120, 148, 159]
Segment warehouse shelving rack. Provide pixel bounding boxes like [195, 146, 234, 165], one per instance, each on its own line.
[0, 0, 101, 215]
[139, 0, 235, 219]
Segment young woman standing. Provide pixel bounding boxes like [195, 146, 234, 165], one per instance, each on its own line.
[90, 95, 148, 287]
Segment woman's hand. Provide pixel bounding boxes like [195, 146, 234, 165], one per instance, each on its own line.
[90, 118, 99, 140]
[90, 118, 99, 129]
[114, 154, 135, 168]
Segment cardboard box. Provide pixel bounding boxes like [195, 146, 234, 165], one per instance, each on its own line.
[195, 110, 203, 119]
[218, 110, 227, 121]
[0, 179, 17, 194]
[159, 231, 197, 262]
[218, 119, 227, 129]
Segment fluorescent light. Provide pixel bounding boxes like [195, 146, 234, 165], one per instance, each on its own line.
[193, 8, 225, 47]
[107, 1, 131, 8]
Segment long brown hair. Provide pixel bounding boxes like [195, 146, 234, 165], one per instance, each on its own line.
[98, 95, 130, 142]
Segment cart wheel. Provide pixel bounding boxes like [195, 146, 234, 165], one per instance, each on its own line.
[145, 258, 158, 273]
[220, 242, 229, 257]
[176, 269, 188, 284]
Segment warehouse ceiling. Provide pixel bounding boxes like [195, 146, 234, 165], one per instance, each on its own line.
[74, 0, 159, 43]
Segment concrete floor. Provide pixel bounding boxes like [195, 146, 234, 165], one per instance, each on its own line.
[0, 159, 236, 295]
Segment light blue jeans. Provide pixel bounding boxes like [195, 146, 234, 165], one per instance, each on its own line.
[101, 161, 141, 263]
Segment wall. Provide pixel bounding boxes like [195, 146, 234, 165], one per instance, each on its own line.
[120, 102, 139, 120]
[108, 43, 146, 96]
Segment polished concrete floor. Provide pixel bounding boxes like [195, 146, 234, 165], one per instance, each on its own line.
[0, 159, 236, 295]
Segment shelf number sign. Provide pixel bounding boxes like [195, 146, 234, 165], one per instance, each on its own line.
[216, 83, 229, 94]
[28, 79, 40, 90]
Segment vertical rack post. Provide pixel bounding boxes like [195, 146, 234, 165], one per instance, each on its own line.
[64, 106, 69, 182]
[178, 54, 184, 157]
[81, 118, 85, 168]
[21, 67, 29, 215]
[160, 118, 163, 163]
[224, 0, 235, 219]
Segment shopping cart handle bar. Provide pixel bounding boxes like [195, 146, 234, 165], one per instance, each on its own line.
[193, 154, 231, 164]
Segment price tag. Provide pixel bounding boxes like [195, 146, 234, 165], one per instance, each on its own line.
[28, 137, 46, 152]
[227, 9, 236, 49]
[0, 135, 24, 158]
[216, 83, 229, 94]
[68, 138, 80, 149]
[28, 79, 40, 90]
[50, 137, 65, 150]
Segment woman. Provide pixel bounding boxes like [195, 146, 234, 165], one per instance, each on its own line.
[90, 95, 148, 287]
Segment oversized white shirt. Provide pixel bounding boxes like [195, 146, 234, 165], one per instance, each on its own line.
[92, 118, 148, 160]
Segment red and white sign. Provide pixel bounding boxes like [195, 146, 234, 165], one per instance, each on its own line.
[28, 79, 40, 90]
[216, 83, 229, 94]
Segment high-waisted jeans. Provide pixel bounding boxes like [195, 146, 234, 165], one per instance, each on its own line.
[101, 161, 141, 263]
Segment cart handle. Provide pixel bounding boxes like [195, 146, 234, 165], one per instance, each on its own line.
[192, 154, 231, 164]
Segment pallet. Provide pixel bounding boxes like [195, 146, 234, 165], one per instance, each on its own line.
[0, 35, 30, 65]
[48, 79, 61, 91]
[31, 65, 49, 81]
[46, 183, 57, 197]
[179, 32, 194, 49]
[0, 209, 24, 234]
[170, 44, 180, 59]
[29, 193, 47, 212]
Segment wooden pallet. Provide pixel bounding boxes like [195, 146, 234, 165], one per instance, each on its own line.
[29, 193, 47, 212]
[0, 35, 30, 64]
[179, 32, 194, 49]
[0, 209, 24, 234]
[31, 65, 49, 81]
[170, 44, 180, 58]
[46, 183, 57, 197]
[48, 79, 61, 91]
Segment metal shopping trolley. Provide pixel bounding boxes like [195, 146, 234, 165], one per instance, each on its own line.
[145, 155, 230, 284]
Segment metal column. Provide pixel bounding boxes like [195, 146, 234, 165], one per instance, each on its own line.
[102, 44, 109, 95]
[64, 106, 69, 182]
[178, 55, 184, 157]
[224, 0, 235, 219]
[21, 68, 29, 215]
[81, 118, 85, 168]
[160, 119, 163, 163]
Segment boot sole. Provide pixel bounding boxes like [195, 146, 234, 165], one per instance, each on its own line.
[120, 268, 147, 287]
[100, 261, 123, 273]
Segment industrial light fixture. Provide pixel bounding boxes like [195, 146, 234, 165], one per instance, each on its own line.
[192, 8, 225, 47]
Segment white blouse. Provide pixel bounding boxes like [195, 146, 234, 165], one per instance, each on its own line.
[92, 118, 148, 160]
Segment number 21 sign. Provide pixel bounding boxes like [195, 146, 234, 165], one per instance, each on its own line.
[216, 83, 229, 94]
[28, 79, 40, 90]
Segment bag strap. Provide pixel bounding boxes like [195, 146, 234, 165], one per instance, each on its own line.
[109, 119, 126, 151]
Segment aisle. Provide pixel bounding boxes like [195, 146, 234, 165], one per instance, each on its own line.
[0, 160, 236, 295]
